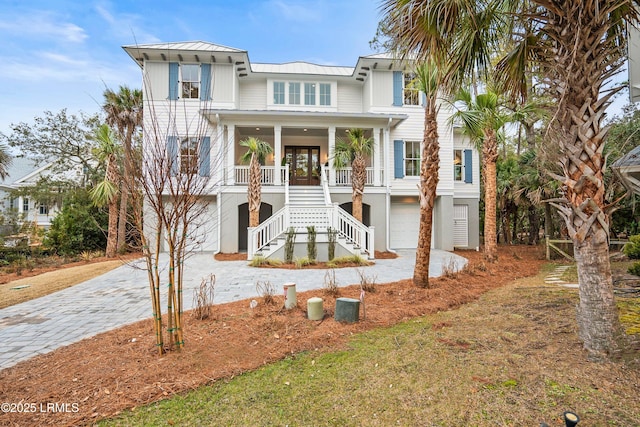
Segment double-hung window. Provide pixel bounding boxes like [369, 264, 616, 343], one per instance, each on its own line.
[304, 83, 316, 105]
[319, 83, 331, 106]
[403, 72, 420, 106]
[289, 82, 301, 105]
[22, 198, 29, 213]
[454, 149, 463, 181]
[39, 203, 49, 215]
[181, 64, 200, 99]
[404, 141, 421, 176]
[180, 137, 199, 174]
[274, 81, 285, 104]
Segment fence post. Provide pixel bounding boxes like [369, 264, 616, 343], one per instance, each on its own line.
[545, 235, 550, 260]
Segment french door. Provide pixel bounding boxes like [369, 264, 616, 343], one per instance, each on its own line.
[284, 146, 321, 185]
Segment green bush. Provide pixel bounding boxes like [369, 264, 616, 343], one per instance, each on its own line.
[43, 188, 108, 256]
[623, 235, 640, 259]
[628, 261, 640, 277]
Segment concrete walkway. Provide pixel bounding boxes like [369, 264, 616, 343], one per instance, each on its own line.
[0, 250, 466, 371]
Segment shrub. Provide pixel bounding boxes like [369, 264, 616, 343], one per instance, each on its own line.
[248, 256, 283, 267]
[628, 261, 640, 277]
[306, 226, 317, 262]
[327, 227, 338, 261]
[43, 188, 108, 256]
[284, 227, 296, 263]
[623, 235, 640, 259]
[294, 256, 315, 268]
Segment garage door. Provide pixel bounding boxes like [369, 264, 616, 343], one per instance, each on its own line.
[390, 202, 433, 249]
[453, 204, 468, 247]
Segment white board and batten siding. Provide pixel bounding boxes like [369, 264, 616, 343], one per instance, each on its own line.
[336, 82, 363, 113]
[239, 80, 267, 110]
[161, 200, 218, 253]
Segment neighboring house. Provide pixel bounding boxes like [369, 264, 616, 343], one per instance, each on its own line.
[612, 145, 640, 195]
[0, 156, 57, 229]
[123, 41, 480, 258]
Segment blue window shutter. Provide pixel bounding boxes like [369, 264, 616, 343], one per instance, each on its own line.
[393, 71, 403, 106]
[167, 135, 178, 176]
[198, 136, 211, 177]
[394, 140, 404, 178]
[169, 62, 179, 100]
[464, 149, 473, 183]
[200, 63, 212, 101]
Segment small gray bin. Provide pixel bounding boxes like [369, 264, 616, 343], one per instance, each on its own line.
[334, 297, 360, 323]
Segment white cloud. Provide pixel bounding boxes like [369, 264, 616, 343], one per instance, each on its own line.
[267, 0, 324, 22]
[0, 12, 87, 43]
[94, 2, 161, 44]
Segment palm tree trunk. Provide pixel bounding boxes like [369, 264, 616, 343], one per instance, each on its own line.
[248, 154, 261, 228]
[413, 98, 439, 288]
[117, 126, 134, 253]
[482, 130, 499, 262]
[106, 200, 119, 257]
[351, 154, 366, 223]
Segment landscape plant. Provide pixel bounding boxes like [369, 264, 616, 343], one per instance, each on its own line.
[284, 227, 296, 263]
[306, 225, 317, 262]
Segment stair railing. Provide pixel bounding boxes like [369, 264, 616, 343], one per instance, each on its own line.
[321, 165, 332, 205]
[247, 205, 290, 260]
[332, 205, 375, 259]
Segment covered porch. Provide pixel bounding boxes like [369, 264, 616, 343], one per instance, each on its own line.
[202, 110, 406, 188]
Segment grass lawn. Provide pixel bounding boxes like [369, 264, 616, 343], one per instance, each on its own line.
[101, 269, 640, 427]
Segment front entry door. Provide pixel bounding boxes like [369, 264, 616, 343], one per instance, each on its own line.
[285, 146, 320, 185]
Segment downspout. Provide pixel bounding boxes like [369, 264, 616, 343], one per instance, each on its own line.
[384, 118, 396, 254]
[214, 114, 223, 255]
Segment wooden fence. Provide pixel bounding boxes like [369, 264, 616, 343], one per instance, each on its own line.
[545, 237, 629, 260]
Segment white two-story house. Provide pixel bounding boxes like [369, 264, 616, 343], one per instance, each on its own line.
[123, 41, 480, 259]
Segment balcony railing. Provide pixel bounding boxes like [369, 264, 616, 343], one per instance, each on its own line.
[335, 167, 382, 186]
[233, 166, 383, 186]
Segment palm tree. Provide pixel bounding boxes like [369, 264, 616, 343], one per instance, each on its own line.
[103, 85, 143, 252]
[240, 137, 273, 228]
[380, 0, 639, 360]
[452, 89, 508, 262]
[411, 61, 443, 287]
[0, 145, 12, 180]
[90, 124, 121, 257]
[333, 128, 373, 223]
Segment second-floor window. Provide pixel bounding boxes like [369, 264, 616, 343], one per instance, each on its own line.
[305, 83, 316, 105]
[274, 81, 285, 104]
[39, 203, 49, 215]
[405, 141, 421, 176]
[404, 72, 420, 106]
[180, 137, 199, 174]
[454, 149, 463, 181]
[181, 64, 200, 99]
[289, 82, 301, 105]
[271, 81, 332, 107]
[319, 83, 331, 106]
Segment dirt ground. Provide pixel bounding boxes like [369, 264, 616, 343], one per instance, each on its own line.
[0, 245, 559, 426]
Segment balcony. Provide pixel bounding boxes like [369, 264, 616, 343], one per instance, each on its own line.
[233, 165, 383, 186]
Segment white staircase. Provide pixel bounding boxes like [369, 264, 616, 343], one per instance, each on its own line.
[248, 167, 375, 261]
[288, 186, 326, 206]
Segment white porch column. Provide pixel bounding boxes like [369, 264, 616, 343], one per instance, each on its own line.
[226, 124, 235, 185]
[384, 125, 391, 187]
[328, 126, 336, 186]
[274, 125, 282, 185]
[373, 127, 381, 186]
[212, 123, 223, 186]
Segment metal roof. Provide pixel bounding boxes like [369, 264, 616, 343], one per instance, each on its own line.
[251, 62, 354, 76]
[1, 156, 39, 186]
[122, 41, 244, 53]
[612, 145, 640, 194]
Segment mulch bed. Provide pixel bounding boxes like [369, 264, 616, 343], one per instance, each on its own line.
[0, 245, 545, 426]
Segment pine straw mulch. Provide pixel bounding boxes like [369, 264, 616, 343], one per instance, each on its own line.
[0, 245, 545, 427]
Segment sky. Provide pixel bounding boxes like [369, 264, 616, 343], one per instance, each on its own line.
[0, 0, 634, 139]
[0, 0, 383, 136]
